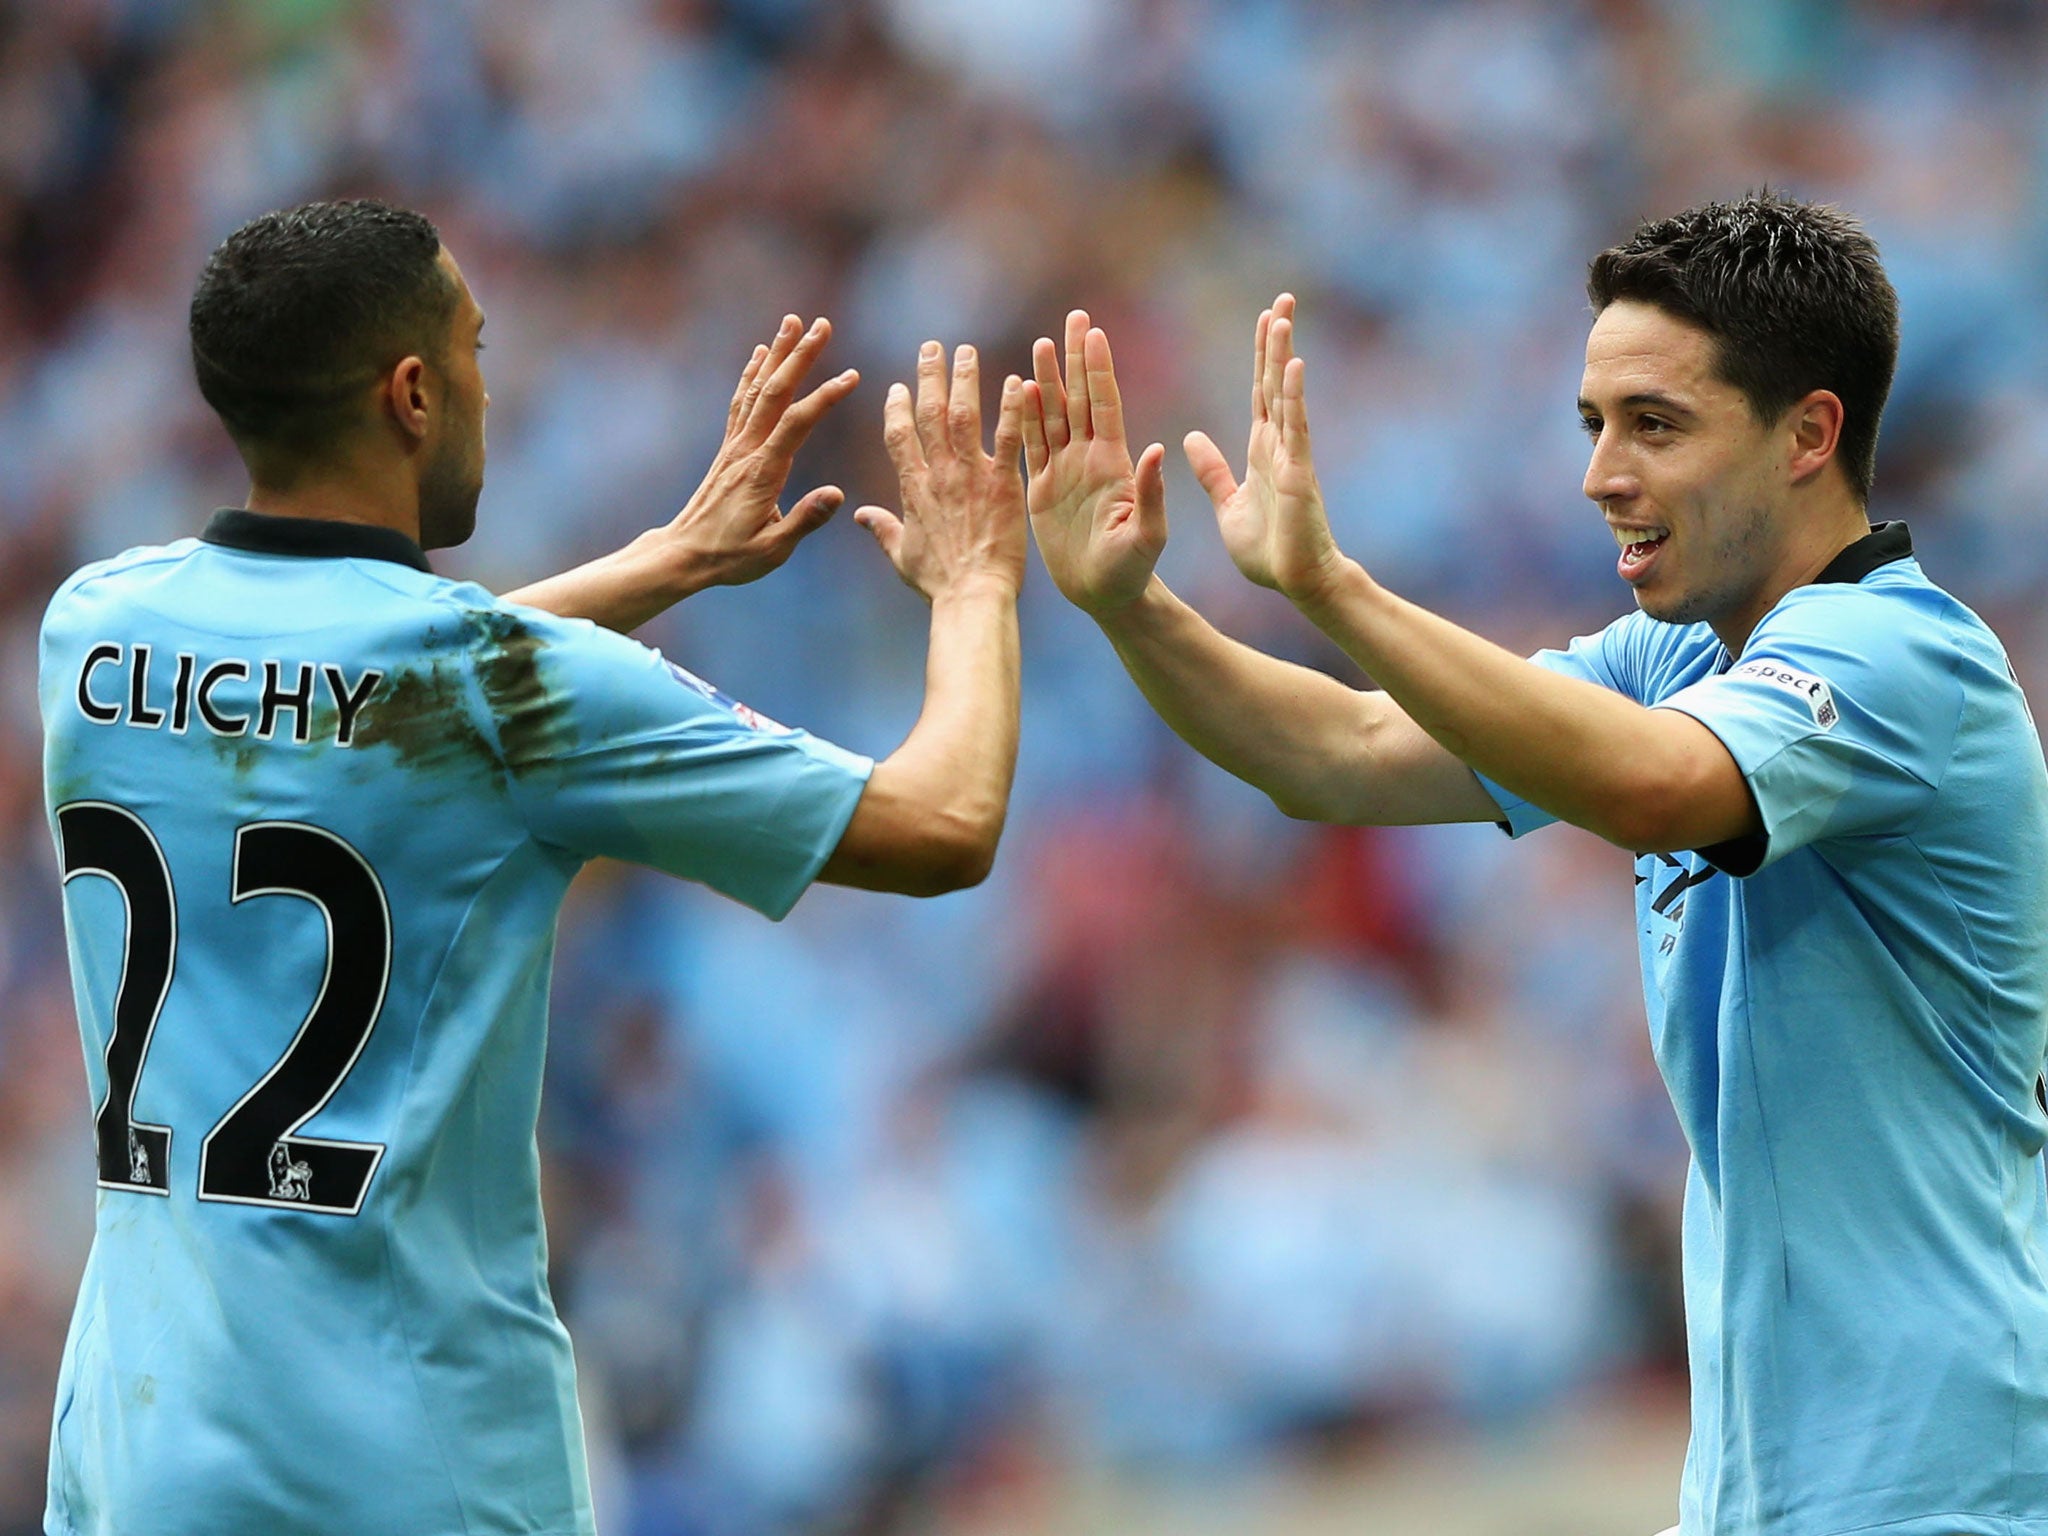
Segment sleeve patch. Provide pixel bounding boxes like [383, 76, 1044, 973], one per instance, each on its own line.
[662, 660, 793, 735]
[1733, 659, 1838, 729]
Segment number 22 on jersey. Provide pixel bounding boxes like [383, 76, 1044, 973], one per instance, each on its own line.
[56, 802, 392, 1216]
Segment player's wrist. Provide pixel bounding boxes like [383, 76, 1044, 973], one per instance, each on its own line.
[1089, 574, 1173, 633]
[1280, 549, 1370, 618]
[926, 569, 1021, 607]
[630, 524, 721, 602]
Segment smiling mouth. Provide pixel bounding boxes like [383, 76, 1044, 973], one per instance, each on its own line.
[1612, 524, 1668, 580]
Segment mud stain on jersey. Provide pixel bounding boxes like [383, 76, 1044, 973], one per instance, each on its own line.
[349, 661, 495, 772]
[475, 612, 570, 773]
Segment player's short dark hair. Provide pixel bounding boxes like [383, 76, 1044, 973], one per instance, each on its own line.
[1586, 191, 1899, 504]
[189, 199, 458, 458]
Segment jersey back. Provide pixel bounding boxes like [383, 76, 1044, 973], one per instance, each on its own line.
[37, 516, 870, 1536]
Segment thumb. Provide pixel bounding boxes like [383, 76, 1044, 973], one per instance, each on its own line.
[852, 504, 904, 565]
[1183, 430, 1238, 512]
[1133, 442, 1169, 546]
[778, 485, 844, 544]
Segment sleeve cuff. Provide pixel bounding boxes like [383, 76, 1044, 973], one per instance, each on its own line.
[1473, 770, 1559, 839]
[752, 745, 875, 922]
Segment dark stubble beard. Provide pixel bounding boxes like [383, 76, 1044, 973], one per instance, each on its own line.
[1639, 501, 1773, 629]
[417, 433, 481, 551]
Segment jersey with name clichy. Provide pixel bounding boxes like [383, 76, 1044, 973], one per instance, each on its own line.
[1483, 526, 2048, 1536]
[36, 513, 873, 1536]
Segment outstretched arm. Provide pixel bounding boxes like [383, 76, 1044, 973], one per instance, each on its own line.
[1020, 308, 1496, 826]
[819, 341, 1027, 895]
[506, 315, 859, 632]
[1207, 299, 1758, 853]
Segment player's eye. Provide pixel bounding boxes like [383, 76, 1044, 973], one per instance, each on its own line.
[1579, 416, 1601, 438]
[1638, 415, 1670, 435]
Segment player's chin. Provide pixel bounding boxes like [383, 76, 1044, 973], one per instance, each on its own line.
[1630, 573, 1697, 626]
[421, 483, 482, 551]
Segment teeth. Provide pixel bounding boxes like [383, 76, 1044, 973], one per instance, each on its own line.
[1612, 526, 1669, 550]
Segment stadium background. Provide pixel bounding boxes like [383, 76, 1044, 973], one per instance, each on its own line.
[2, 0, 2045, 1531]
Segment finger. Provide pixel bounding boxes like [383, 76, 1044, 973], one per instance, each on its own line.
[881, 381, 927, 477]
[992, 374, 1025, 469]
[1268, 296, 1297, 425]
[1282, 355, 1314, 466]
[1183, 430, 1240, 511]
[1265, 314, 1292, 427]
[1133, 441, 1168, 546]
[1251, 307, 1271, 424]
[1063, 308, 1091, 442]
[947, 344, 982, 458]
[1031, 336, 1068, 450]
[1083, 327, 1124, 447]
[761, 368, 859, 462]
[727, 344, 769, 434]
[852, 504, 905, 567]
[1019, 380, 1050, 477]
[913, 340, 948, 460]
[745, 315, 832, 442]
[776, 485, 845, 546]
[738, 314, 803, 438]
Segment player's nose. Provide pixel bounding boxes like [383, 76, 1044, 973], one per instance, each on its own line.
[1582, 431, 1636, 505]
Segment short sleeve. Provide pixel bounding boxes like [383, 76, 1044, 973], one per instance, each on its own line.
[1477, 624, 1634, 838]
[482, 606, 873, 920]
[1651, 590, 1960, 874]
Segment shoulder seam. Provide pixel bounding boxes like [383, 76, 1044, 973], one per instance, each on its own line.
[48, 542, 200, 602]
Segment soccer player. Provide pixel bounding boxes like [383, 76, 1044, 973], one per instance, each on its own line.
[37, 199, 1028, 1535]
[1021, 194, 2048, 1535]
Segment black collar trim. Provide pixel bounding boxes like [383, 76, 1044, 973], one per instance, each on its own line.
[1812, 520, 1912, 585]
[200, 509, 433, 573]
[1695, 520, 1915, 878]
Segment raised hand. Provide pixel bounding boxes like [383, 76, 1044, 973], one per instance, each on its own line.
[855, 340, 1027, 602]
[662, 314, 861, 588]
[1183, 294, 1345, 603]
[1019, 309, 1168, 616]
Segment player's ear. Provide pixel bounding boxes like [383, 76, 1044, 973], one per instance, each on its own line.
[1785, 388, 1844, 487]
[383, 356, 431, 445]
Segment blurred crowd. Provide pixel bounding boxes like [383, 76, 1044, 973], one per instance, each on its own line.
[5, 0, 2048, 1531]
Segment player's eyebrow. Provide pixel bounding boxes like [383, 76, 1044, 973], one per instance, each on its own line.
[1578, 390, 1697, 421]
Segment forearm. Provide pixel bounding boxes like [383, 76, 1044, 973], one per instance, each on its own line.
[901, 581, 1022, 865]
[822, 581, 1021, 894]
[1291, 559, 1745, 849]
[1096, 578, 1494, 825]
[501, 532, 703, 634]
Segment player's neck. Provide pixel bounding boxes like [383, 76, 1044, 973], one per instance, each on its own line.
[1710, 492, 1878, 655]
[242, 461, 424, 548]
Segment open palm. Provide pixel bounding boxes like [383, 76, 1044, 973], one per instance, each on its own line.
[1020, 310, 1168, 617]
[1185, 295, 1344, 601]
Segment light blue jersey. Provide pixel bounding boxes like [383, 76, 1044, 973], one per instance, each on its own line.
[37, 510, 872, 1536]
[1485, 524, 2048, 1535]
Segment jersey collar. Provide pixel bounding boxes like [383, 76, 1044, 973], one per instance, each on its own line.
[200, 508, 433, 573]
[1812, 519, 1912, 585]
[1697, 519, 1915, 877]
